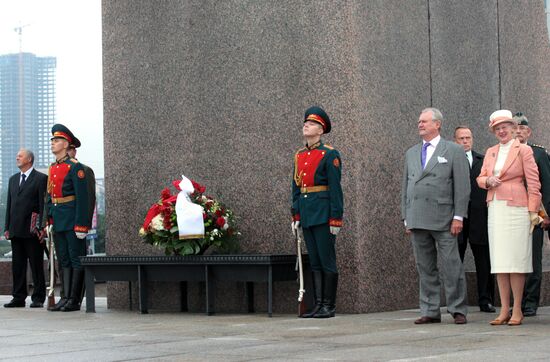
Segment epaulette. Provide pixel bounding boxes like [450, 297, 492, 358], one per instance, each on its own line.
[323, 143, 334, 150]
[69, 158, 79, 164]
[530, 143, 546, 150]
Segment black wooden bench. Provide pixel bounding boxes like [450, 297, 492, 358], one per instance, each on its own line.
[81, 254, 307, 317]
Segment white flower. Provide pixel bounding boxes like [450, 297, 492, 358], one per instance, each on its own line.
[201, 195, 207, 201]
[151, 214, 165, 231]
[139, 227, 147, 237]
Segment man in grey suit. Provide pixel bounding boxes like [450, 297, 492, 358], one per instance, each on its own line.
[401, 107, 470, 324]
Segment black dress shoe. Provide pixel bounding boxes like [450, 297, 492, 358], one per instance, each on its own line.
[4, 299, 25, 308]
[523, 307, 537, 317]
[414, 316, 441, 324]
[453, 313, 467, 324]
[30, 301, 44, 308]
[480, 304, 496, 313]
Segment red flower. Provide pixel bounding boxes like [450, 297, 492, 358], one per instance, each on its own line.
[203, 212, 207, 221]
[216, 216, 225, 228]
[191, 180, 206, 194]
[161, 187, 171, 200]
[215, 209, 223, 217]
[172, 179, 182, 191]
[163, 217, 172, 230]
[164, 195, 178, 204]
[204, 201, 213, 210]
[142, 204, 161, 230]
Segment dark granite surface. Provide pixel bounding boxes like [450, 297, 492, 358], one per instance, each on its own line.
[102, 0, 550, 313]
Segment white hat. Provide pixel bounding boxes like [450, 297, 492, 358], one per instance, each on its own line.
[488, 110, 515, 129]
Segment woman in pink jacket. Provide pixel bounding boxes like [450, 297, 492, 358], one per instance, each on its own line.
[477, 110, 541, 326]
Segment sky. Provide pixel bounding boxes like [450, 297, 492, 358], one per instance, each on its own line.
[0, 0, 104, 177]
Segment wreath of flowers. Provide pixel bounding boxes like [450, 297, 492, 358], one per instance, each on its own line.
[139, 179, 239, 255]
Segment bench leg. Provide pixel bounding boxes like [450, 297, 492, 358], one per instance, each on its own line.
[138, 265, 148, 314]
[206, 265, 215, 315]
[246, 282, 254, 313]
[84, 268, 95, 313]
[128, 281, 133, 311]
[268, 266, 273, 317]
[180, 281, 188, 312]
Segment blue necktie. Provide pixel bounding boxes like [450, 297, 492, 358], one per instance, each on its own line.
[421, 143, 430, 169]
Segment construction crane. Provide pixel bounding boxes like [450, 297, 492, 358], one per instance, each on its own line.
[14, 23, 31, 53]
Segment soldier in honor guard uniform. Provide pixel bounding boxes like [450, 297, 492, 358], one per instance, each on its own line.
[514, 112, 550, 317]
[53, 144, 96, 303]
[291, 106, 343, 318]
[46, 124, 90, 312]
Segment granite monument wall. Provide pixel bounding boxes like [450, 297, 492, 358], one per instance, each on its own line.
[103, 0, 550, 313]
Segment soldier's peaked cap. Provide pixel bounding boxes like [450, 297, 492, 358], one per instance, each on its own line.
[304, 106, 331, 134]
[514, 112, 529, 126]
[51, 124, 81, 148]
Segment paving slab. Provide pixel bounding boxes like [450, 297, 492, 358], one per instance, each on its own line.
[1, 295, 550, 361]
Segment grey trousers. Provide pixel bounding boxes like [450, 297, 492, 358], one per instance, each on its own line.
[411, 229, 468, 318]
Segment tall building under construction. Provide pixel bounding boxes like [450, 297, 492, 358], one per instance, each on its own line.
[0, 52, 56, 189]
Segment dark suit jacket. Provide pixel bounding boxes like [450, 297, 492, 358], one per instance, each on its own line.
[4, 169, 48, 239]
[466, 150, 488, 245]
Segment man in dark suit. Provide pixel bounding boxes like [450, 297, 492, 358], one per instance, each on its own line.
[3, 149, 48, 308]
[454, 126, 495, 313]
[514, 113, 550, 317]
[401, 108, 470, 325]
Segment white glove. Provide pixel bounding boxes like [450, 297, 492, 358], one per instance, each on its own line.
[330, 226, 341, 236]
[291, 220, 301, 236]
[76, 232, 87, 239]
[47, 224, 53, 234]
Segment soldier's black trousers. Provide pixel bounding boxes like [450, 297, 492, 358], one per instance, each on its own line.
[302, 223, 338, 274]
[523, 226, 543, 309]
[55, 230, 86, 269]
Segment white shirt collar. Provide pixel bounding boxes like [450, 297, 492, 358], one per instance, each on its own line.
[21, 167, 33, 179]
[423, 135, 441, 148]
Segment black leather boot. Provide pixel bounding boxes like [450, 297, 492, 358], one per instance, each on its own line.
[61, 268, 84, 312]
[301, 271, 323, 318]
[314, 272, 338, 318]
[49, 268, 72, 312]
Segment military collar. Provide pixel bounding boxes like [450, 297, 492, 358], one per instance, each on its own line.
[306, 141, 322, 150]
[528, 142, 546, 149]
[56, 154, 70, 164]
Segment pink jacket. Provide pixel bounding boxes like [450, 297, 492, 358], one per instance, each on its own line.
[477, 139, 541, 212]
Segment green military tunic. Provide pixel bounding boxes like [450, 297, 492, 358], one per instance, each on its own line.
[292, 141, 343, 273]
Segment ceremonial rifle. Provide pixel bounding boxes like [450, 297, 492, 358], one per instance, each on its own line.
[46, 226, 56, 309]
[295, 231, 306, 317]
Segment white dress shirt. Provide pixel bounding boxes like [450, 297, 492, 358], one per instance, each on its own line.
[465, 150, 473, 168]
[422, 135, 441, 167]
[20, 167, 33, 185]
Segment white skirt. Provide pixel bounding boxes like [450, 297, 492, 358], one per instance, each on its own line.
[487, 199, 532, 273]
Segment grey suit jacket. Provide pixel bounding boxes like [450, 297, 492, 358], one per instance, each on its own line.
[401, 137, 470, 231]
